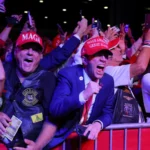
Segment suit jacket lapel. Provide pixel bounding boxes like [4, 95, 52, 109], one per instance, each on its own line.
[75, 65, 85, 118]
[76, 65, 85, 93]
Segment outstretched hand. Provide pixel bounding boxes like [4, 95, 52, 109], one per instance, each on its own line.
[104, 26, 119, 41]
[21, 17, 37, 33]
[83, 122, 102, 140]
[14, 139, 41, 150]
[73, 18, 88, 38]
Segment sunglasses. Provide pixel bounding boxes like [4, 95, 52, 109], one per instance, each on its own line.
[19, 43, 43, 53]
[87, 52, 112, 60]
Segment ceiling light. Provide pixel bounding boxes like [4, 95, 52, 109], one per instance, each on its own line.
[88, 0, 92, 1]
[24, 11, 28, 14]
[62, 9, 67, 12]
[104, 6, 108, 9]
[44, 16, 48, 19]
[39, 0, 44, 3]
[107, 24, 111, 27]
[145, 7, 150, 10]
[63, 21, 67, 24]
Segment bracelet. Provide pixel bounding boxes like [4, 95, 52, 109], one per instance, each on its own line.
[142, 45, 150, 48]
[6, 17, 19, 26]
[143, 40, 150, 45]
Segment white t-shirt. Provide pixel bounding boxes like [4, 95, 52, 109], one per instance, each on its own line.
[104, 64, 133, 93]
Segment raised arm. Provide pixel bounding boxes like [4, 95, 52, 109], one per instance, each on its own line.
[0, 14, 22, 42]
[130, 29, 150, 78]
[40, 18, 88, 70]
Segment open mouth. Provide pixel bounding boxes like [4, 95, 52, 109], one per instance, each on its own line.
[97, 65, 104, 70]
[24, 58, 33, 63]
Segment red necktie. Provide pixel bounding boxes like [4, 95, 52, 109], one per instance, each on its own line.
[80, 95, 93, 125]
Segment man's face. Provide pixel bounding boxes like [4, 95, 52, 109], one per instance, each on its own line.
[14, 43, 43, 75]
[84, 51, 110, 81]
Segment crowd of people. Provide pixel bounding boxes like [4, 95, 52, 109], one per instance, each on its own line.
[1, 0, 150, 150]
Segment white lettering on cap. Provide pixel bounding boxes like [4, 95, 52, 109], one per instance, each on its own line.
[87, 38, 104, 45]
[87, 39, 96, 44]
[89, 43, 101, 48]
[89, 42, 108, 49]
[22, 33, 41, 44]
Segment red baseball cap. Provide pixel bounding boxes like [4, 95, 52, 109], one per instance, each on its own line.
[16, 31, 43, 49]
[108, 37, 120, 50]
[81, 36, 112, 56]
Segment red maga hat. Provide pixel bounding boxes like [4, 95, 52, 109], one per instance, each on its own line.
[81, 36, 112, 56]
[16, 31, 43, 49]
[108, 37, 120, 50]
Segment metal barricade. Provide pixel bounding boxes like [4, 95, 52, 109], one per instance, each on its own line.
[54, 123, 150, 150]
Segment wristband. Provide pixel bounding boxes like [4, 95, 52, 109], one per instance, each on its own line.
[142, 45, 150, 48]
[6, 16, 19, 26]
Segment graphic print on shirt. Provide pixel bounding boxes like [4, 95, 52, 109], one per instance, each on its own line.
[22, 88, 39, 106]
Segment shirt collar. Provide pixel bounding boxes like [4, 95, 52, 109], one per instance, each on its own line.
[83, 69, 91, 86]
[83, 69, 100, 86]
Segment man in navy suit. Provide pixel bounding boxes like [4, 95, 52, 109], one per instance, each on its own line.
[47, 36, 115, 148]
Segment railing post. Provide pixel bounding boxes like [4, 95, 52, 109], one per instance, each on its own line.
[63, 141, 66, 150]
[138, 128, 141, 150]
[94, 138, 98, 150]
[124, 128, 127, 150]
[109, 129, 113, 150]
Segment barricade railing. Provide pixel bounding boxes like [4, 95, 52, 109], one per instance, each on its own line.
[52, 123, 150, 150]
[105, 123, 150, 150]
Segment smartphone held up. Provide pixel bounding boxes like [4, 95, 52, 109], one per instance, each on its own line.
[28, 11, 33, 28]
[145, 14, 150, 29]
